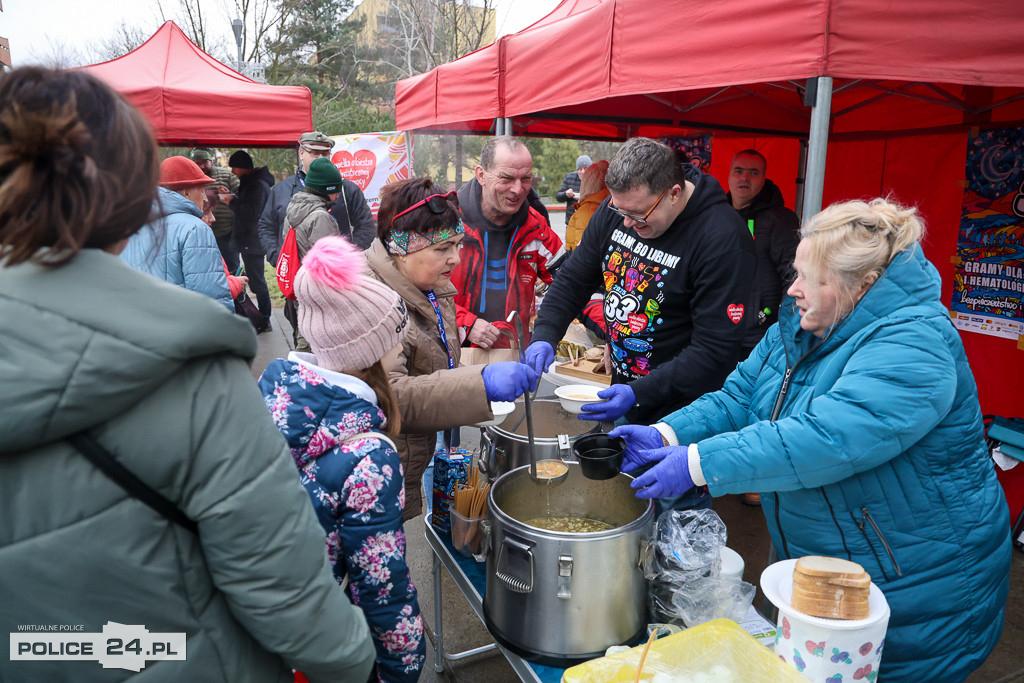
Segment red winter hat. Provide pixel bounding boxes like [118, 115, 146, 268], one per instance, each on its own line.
[159, 156, 215, 190]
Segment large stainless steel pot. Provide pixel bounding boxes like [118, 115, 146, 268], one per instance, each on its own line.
[482, 463, 654, 665]
[480, 398, 606, 476]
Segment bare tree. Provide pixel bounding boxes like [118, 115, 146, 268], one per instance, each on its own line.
[31, 38, 86, 68]
[90, 20, 155, 63]
[372, 0, 496, 184]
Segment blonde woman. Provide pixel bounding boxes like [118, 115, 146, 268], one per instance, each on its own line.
[564, 159, 610, 251]
[612, 198, 1010, 681]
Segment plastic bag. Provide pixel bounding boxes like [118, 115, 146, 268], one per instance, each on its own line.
[647, 509, 755, 627]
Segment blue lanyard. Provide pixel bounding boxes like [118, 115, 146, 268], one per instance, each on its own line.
[425, 289, 455, 370]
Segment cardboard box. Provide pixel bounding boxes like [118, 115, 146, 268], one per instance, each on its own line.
[430, 448, 473, 534]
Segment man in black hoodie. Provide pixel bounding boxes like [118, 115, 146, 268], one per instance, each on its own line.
[726, 149, 801, 357]
[527, 137, 754, 429]
[227, 150, 275, 330]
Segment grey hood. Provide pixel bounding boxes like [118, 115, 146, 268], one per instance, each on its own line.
[0, 248, 256, 453]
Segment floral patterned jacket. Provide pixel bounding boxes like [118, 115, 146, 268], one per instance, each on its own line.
[259, 356, 425, 682]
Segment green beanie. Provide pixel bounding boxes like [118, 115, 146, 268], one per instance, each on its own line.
[305, 157, 343, 195]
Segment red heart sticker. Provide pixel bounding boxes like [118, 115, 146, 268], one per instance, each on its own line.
[726, 303, 744, 324]
[627, 313, 647, 334]
[331, 149, 377, 190]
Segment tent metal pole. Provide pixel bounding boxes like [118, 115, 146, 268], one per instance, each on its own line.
[505, 117, 513, 136]
[795, 138, 808, 222]
[495, 118, 504, 136]
[802, 76, 833, 219]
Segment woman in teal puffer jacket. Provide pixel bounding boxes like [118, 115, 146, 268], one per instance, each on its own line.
[612, 198, 1010, 681]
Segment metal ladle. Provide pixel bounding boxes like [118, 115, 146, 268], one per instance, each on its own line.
[511, 312, 567, 487]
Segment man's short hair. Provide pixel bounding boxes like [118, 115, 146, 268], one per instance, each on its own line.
[732, 148, 767, 170]
[479, 135, 529, 171]
[606, 137, 685, 195]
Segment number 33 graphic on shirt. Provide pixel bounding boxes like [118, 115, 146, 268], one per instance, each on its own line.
[605, 290, 641, 324]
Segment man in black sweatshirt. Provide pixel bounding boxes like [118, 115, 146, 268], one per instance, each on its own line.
[726, 149, 801, 358]
[526, 137, 754, 430]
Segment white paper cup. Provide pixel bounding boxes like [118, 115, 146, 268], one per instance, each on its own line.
[761, 559, 889, 682]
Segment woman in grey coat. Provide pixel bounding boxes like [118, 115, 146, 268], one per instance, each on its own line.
[0, 67, 374, 683]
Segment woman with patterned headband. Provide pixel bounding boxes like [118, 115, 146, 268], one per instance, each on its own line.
[366, 177, 539, 519]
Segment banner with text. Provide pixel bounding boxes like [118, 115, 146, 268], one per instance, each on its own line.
[662, 135, 713, 173]
[951, 126, 1024, 341]
[329, 132, 412, 218]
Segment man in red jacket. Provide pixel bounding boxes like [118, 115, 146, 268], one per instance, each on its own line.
[453, 136, 565, 349]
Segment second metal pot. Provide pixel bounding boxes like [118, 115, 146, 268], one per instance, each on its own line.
[481, 398, 605, 476]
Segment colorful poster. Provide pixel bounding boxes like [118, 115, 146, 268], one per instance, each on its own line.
[662, 135, 713, 172]
[329, 131, 412, 218]
[952, 127, 1024, 341]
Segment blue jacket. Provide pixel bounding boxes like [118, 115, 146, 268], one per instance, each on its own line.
[661, 248, 1010, 681]
[121, 186, 233, 311]
[258, 356, 425, 682]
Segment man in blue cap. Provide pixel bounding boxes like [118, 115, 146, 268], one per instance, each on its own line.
[556, 154, 592, 222]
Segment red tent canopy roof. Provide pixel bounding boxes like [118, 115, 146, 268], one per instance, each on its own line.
[396, 0, 1024, 140]
[80, 21, 312, 147]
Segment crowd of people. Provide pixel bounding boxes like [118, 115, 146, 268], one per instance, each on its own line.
[0, 66, 1012, 683]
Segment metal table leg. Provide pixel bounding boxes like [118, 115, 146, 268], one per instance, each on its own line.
[432, 551, 445, 673]
[424, 518, 537, 681]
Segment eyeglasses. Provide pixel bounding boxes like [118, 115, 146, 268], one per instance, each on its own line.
[607, 188, 669, 226]
[300, 146, 331, 158]
[391, 191, 459, 226]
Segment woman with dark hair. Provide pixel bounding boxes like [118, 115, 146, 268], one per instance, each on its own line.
[0, 67, 375, 682]
[366, 176, 539, 519]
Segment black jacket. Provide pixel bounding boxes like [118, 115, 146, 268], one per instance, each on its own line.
[257, 169, 376, 263]
[231, 166, 274, 255]
[726, 179, 800, 349]
[556, 171, 582, 220]
[532, 165, 755, 423]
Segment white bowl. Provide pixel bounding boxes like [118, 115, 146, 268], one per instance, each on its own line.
[554, 384, 606, 414]
[473, 401, 515, 428]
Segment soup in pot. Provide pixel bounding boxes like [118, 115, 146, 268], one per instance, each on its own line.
[524, 516, 614, 533]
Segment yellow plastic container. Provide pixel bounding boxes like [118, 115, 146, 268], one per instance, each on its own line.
[561, 618, 806, 683]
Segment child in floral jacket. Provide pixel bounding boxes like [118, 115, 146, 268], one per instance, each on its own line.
[258, 236, 423, 682]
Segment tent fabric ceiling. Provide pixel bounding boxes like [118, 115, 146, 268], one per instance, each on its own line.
[396, 0, 1024, 141]
[79, 21, 312, 148]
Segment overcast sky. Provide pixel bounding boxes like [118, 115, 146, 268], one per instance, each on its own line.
[1, 0, 560, 68]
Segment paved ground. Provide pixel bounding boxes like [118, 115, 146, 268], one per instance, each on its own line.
[248, 203, 1024, 681]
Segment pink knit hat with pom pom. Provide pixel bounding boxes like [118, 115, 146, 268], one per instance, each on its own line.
[294, 236, 409, 373]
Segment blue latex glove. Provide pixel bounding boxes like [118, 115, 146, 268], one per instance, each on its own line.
[608, 424, 665, 473]
[578, 383, 635, 422]
[629, 446, 696, 499]
[482, 362, 540, 402]
[523, 341, 554, 375]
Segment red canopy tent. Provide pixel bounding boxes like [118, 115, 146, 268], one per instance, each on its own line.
[397, 0, 1024, 512]
[79, 21, 312, 148]
[397, 0, 1024, 140]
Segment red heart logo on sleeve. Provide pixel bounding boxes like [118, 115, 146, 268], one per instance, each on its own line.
[726, 303, 744, 324]
[331, 149, 377, 190]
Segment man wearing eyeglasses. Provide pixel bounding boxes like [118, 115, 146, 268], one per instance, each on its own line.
[452, 136, 565, 350]
[528, 137, 754, 435]
[256, 131, 377, 266]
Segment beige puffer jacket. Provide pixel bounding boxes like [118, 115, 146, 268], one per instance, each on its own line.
[285, 191, 338, 260]
[366, 240, 493, 519]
